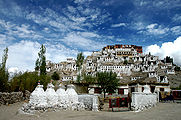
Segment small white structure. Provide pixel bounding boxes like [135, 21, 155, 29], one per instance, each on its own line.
[148, 71, 157, 78]
[45, 83, 58, 107]
[56, 83, 69, 104]
[66, 84, 79, 104]
[131, 85, 157, 111]
[29, 84, 47, 108]
[157, 76, 168, 83]
[143, 85, 151, 93]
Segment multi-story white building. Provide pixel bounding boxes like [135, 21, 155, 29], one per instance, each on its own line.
[46, 44, 175, 86]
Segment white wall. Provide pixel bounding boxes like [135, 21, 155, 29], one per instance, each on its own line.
[131, 92, 157, 111]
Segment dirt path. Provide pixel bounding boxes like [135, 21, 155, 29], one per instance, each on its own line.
[0, 102, 181, 120]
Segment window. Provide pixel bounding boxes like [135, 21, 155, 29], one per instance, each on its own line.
[160, 88, 164, 91]
[118, 88, 124, 95]
[142, 87, 144, 92]
[94, 88, 102, 94]
[131, 87, 135, 92]
[151, 86, 155, 93]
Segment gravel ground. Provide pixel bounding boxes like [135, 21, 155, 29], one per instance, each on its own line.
[0, 102, 181, 120]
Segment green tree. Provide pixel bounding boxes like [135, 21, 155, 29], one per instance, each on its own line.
[0, 47, 9, 92]
[35, 58, 40, 71]
[35, 44, 46, 76]
[175, 66, 180, 71]
[165, 56, 173, 64]
[76, 74, 81, 83]
[123, 60, 128, 65]
[10, 71, 51, 92]
[76, 52, 84, 82]
[51, 72, 60, 80]
[96, 71, 119, 98]
[83, 73, 96, 84]
[76, 52, 84, 70]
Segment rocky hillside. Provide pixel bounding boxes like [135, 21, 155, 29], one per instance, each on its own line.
[168, 71, 181, 88]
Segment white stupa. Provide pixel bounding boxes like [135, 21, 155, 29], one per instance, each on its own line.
[45, 82, 58, 107]
[143, 85, 151, 93]
[66, 84, 79, 104]
[29, 83, 47, 108]
[56, 83, 69, 104]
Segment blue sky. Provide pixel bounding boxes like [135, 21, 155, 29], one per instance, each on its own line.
[0, 0, 181, 72]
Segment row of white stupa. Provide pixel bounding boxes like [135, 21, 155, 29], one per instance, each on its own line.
[29, 83, 80, 108]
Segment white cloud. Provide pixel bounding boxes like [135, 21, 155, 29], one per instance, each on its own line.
[0, 40, 81, 72]
[83, 51, 92, 57]
[133, 22, 146, 30]
[60, 32, 105, 51]
[8, 67, 18, 73]
[0, 0, 23, 17]
[45, 43, 79, 63]
[172, 14, 181, 22]
[171, 26, 181, 35]
[145, 36, 181, 65]
[136, 23, 170, 35]
[146, 24, 157, 29]
[80, 32, 100, 38]
[0, 34, 6, 44]
[134, 0, 181, 10]
[111, 23, 126, 27]
[0, 20, 41, 40]
[146, 23, 169, 35]
[74, 0, 93, 4]
[6, 41, 40, 72]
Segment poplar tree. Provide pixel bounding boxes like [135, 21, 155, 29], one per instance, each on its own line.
[35, 44, 46, 76]
[0, 47, 9, 92]
[76, 52, 84, 82]
[76, 52, 84, 70]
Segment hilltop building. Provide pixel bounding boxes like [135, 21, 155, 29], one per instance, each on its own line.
[46, 44, 175, 95]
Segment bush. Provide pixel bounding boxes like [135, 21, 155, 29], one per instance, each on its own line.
[51, 72, 60, 80]
[10, 72, 51, 92]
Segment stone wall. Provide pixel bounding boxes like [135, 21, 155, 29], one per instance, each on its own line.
[0, 91, 30, 105]
[131, 92, 158, 111]
[78, 94, 99, 111]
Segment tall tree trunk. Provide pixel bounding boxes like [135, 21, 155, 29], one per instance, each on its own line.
[103, 89, 106, 99]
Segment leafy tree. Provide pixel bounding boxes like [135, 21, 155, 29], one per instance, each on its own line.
[10, 71, 51, 92]
[0, 47, 9, 92]
[96, 71, 119, 98]
[76, 52, 84, 82]
[123, 60, 128, 65]
[82, 73, 96, 84]
[51, 72, 60, 80]
[175, 66, 180, 71]
[35, 59, 40, 71]
[165, 56, 173, 64]
[76, 74, 81, 83]
[76, 52, 84, 70]
[35, 44, 46, 76]
[39, 74, 51, 90]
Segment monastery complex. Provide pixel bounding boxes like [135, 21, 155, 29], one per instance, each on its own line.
[46, 44, 176, 95]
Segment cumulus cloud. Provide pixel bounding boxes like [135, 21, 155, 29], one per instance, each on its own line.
[8, 67, 18, 73]
[45, 43, 79, 63]
[0, 40, 81, 72]
[145, 36, 181, 65]
[6, 41, 40, 72]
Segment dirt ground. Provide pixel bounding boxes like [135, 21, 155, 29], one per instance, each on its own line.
[0, 102, 181, 120]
